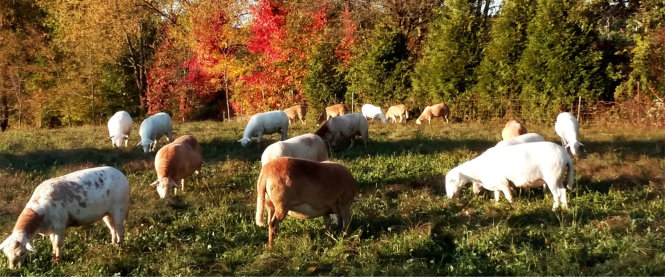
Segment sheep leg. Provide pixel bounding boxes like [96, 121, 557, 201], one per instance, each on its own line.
[268, 207, 286, 249]
[181, 178, 185, 192]
[50, 230, 64, 264]
[558, 188, 568, 210]
[346, 137, 355, 150]
[500, 185, 513, 204]
[323, 215, 332, 231]
[103, 215, 118, 244]
[339, 204, 352, 234]
[494, 191, 501, 202]
[472, 182, 482, 196]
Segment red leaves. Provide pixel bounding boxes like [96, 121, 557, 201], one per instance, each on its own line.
[335, 5, 356, 68]
[248, 0, 288, 63]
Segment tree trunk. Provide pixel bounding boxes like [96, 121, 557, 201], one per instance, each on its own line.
[0, 94, 9, 131]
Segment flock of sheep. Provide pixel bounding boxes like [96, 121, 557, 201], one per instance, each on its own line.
[0, 102, 584, 268]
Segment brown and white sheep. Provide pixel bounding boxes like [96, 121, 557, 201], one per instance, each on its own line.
[317, 103, 347, 125]
[283, 104, 307, 125]
[255, 157, 359, 249]
[501, 120, 527, 140]
[416, 103, 450, 125]
[261, 133, 328, 166]
[150, 135, 203, 199]
[0, 167, 129, 268]
[385, 104, 409, 123]
[314, 113, 369, 150]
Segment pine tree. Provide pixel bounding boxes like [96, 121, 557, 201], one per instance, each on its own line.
[304, 42, 347, 111]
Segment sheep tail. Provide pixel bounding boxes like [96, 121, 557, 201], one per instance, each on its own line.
[566, 158, 574, 190]
[255, 171, 267, 226]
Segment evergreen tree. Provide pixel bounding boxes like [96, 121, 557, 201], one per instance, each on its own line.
[517, 0, 608, 121]
[411, 0, 484, 115]
[303, 42, 347, 111]
[346, 22, 411, 108]
[473, 0, 537, 118]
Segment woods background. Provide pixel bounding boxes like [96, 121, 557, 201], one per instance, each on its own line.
[1, 0, 664, 128]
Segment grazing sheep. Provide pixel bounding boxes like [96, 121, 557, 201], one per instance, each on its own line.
[361, 104, 387, 123]
[150, 135, 203, 199]
[416, 103, 450, 125]
[261, 133, 328, 166]
[107, 111, 132, 148]
[385, 104, 409, 123]
[501, 120, 527, 141]
[317, 103, 347, 125]
[0, 167, 129, 268]
[555, 112, 584, 156]
[314, 113, 369, 150]
[136, 112, 173, 153]
[255, 157, 359, 249]
[446, 141, 574, 211]
[495, 133, 545, 147]
[284, 104, 307, 125]
[238, 111, 289, 148]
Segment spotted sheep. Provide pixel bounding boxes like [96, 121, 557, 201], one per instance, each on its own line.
[136, 112, 174, 153]
[151, 135, 203, 199]
[501, 120, 527, 141]
[255, 157, 359, 249]
[0, 167, 130, 269]
[107, 111, 133, 148]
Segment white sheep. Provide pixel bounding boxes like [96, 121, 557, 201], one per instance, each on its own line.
[361, 104, 387, 123]
[446, 141, 574, 211]
[555, 112, 584, 156]
[261, 133, 328, 166]
[238, 110, 289, 148]
[107, 111, 132, 148]
[150, 135, 203, 199]
[136, 112, 173, 153]
[0, 167, 129, 268]
[314, 113, 369, 150]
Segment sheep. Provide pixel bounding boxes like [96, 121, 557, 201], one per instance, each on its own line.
[136, 112, 173, 153]
[150, 135, 203, 199]
[238, 111, 289, 148]
[385, 104, 409, 123]
[317, 103, 347, 125]
[361, 104, 387, 123]
[261, 133, 328, 166]
[445, 141, 574, 211]
[255, 157, 359, 249]
[501, 120, 527, 141]
[495, 133, 545, 147]
[283, 104, 307, 125]
[555, 112, 584, 156]
[107, 111, 132, 148]
[0, 166, 129, 268]
[416, 103, 450, 125]
[314, 113, 369, 150]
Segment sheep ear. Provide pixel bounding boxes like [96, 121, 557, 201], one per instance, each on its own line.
[25, 242, 36, 252]
[150, 180, 159, 188]
[136, 141, 142, 147]
[237, 139, 242, 143]
[109, 135, 114, 139]
[124, 134, 129, 139]
[169, 180, 178, 189]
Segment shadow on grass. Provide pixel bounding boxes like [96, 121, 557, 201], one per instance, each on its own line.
[583, 139, 665, 158]
[0, 147, 152, 172]
[577, 174, 655, 194]
[327, 137, 496, 160]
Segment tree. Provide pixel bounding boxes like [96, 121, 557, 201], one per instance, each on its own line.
[472, 0, 538, 118]
[517, 0, 609, 121]
[411, 0, 484, 109]
[304, 42, 347, 111]
[346, 22, 412, 108]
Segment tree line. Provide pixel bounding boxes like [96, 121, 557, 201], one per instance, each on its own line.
[0, 0, 663, 129]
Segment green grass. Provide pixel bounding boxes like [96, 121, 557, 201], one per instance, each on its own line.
[1, 120, 664, 275]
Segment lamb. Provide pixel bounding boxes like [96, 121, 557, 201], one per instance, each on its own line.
[501, 120, 527, 140]
[361, 104, 387, 123]
[385, 104, 409, 123]
[255, 157, 359, 249]
[136, 112, 173, 153]
[238, 111, 289, 148]
[555, 112, 584, 156]
[150, 135, 203, 199]
[261, 133, 328, 166]
[107, 111, 132, 148]
[416, 103, 450, 124]
[283, 104, 307, 125]
[0, 167, 129, 268]
[445, 141, 574, 211]
[314, 113, 369, 150]
[317, 103, 347, 125]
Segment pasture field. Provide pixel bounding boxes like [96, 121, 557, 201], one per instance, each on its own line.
[1, 120, 665, 275]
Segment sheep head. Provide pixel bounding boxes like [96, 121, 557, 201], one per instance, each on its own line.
[0, 235, 35, 269]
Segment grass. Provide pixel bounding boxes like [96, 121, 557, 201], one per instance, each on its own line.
[0, 119, 664, 275]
